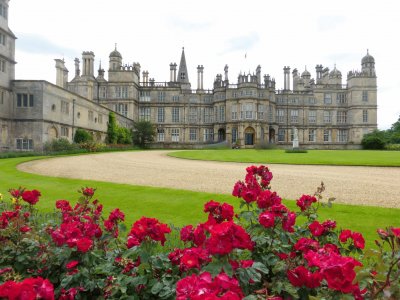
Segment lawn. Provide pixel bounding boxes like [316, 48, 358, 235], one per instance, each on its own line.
[0, 155, 399, 249]
[168, 149, 400, 166]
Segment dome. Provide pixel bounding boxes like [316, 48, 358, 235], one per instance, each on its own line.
[109, 45, 122, 58]
[362, 50, 375, 65]
[329, 65, 342, 77]
[301, 67, 311, 77]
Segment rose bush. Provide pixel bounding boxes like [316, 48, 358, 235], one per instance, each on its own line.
[0, 166, 399, 299]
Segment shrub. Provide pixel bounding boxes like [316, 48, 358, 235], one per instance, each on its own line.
[73, 128, 93, 144]
[106, 112, 118, 144]
[362, 131, 386, 149]
[132, 120, 156, 148]
[385, 143, 400, 151]
[116, 126, 132, 144]
[1, 167, 399, 299]
[44, 138, 77, 152]
[78, 141, 106, 152]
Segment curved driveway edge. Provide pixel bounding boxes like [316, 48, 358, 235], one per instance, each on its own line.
[18, 150, 400, 208]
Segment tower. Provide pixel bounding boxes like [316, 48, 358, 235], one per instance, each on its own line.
[109, 45, 122, 71]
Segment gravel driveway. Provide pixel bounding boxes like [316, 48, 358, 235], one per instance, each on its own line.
[18, 150, 400, 208]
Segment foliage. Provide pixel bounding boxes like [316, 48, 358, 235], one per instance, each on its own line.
[285, 149, 308, 153]
[1, 166, 400, 299]
[44, 138, 78, 153]
[116, 126, 132, 145]
[361, 130, 386, 150]
[73, 128, 93, 144]
[106, 112, 118, 144]
[385, 144, 400, 151]
[78, 141, 106, 152]
[132, 120, 156, 148]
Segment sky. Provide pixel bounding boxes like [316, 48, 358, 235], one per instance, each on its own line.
[10, 0, 400, 129]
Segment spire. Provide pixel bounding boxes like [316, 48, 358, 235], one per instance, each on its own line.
[177, 47, 189, 84]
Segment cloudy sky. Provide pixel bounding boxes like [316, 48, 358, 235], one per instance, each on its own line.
[10, 0, 400, 129]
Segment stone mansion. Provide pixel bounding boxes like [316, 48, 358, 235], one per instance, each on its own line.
[0, 0, 377, 151]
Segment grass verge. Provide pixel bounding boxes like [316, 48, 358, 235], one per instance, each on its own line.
[0, 155, 399, 249]
[168, 149, 400, 166]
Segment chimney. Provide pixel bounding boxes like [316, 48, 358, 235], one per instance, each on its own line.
[55, 59, 69, 88]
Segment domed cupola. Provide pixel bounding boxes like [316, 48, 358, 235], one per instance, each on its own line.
[361, 50, 376, 76]
[301, 67, 311, 79]
[109, 44, 122, 71]
[362, 49, 375, 65]
[329, 65, 342, 78]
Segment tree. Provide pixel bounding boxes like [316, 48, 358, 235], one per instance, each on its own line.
[116, 126, 133, 144]
[132, 120, 156, 148]
[361, 130, 386, 149]
[106, 112, 118, 144]
[74, 128, 93, 144]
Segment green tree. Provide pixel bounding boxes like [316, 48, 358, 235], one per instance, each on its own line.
[74, 128, 93, 144]
[132, 120, 156, 148]
[117, 126, 133, 144]
[106, 112, 118, 144]
[361, 130, 386, 149]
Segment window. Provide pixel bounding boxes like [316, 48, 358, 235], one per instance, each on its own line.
[115, 86, 128, 98]
[204, 96, 212, 103]
[278, 129, 285, 142]
[0, 91, 4, 104]
[232, 92, 238, 98]
[158, 91, 165, 102]
[180, 72, 185, 80]
[268, 105, 273, 122]
[203, 129, 214, 142]
[172, 107, 180, 122]
[61, 101, 69, 114]
[277, 109, 284, 123]
[189, 107, 198, 123]
[323, 110, 331, 123]
[276, 97, 284, 104]
[139, 107, 151, 121]
[0, 33, 6, 46]
[362, 91, 368, 102]
[157, 107, 165, 123]
[190, 97, 199, 103]
[308, 129, 316, 142]
[289, 98, 298, 104]
[157, 129, 165, 142]
[232, 128, 238, 143]
[98, 114, 103, 124]
[231, 105, 238, 120]
[308, 110, 316, 123]
[101, 87, 107, 98]
[337, 129, 348, 142]
[16, 138, 33, 150]
[363, 110, 368, 123]
[219, 106, 225, 122]
[139, 91, 150, 102]
[308, 97, 316, 104]
[0, 4, 8, 19]
[323, 130, 332, 142]
[61, 127, 69, 137]
[203, 108, 213, 123]
[257, 104, 265, 120]
[17, 94, 34, 107]
[290, 109, 299, 123]
[241, 103, 254, 120]
[115, 103, 128, 116]
[172, 95, 180, 102]
[88, 111, 94, 122]
[189, 128, 197, 141]
[171, 128, 179, 142]
[337, 93, 346, 104]
[324, 93, 332, 104]
[337, 111, 347, 124]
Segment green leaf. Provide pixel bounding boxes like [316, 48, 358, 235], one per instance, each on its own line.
[151, 281, 163, 294]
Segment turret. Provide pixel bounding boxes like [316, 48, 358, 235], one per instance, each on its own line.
[361, 50, 376, 77]
[109, 45, 122, 71]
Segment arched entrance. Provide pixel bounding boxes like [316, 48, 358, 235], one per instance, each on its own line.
[244, 127, 255, 145]
[218, 128, 226, 142]
[48, 126, 58, 140]
[269, 128, 276, 143]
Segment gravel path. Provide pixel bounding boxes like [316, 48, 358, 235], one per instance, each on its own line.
[18, 150, 400, 208]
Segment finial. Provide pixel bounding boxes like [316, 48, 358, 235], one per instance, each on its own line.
[367, 49, 369, 55]
[99, 60, 102, 70]
[305, 65, 307, 71]
[115, 43, 117, 50]
[182, 46, 184, 51]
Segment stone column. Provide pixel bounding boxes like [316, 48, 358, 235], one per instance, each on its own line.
[170, 63, 174, 82]
[197, 65, 201, 90]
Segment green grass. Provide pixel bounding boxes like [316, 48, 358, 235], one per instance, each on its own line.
[168, 149, 400, 166]
[0, 155, 399, 249]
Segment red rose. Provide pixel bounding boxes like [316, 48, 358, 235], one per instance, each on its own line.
[76, 237, 93, 252]
[352, 232, 365, 249]
[391, 227, 400, 238]
[339, 229, 352, 243]
[296, 194, 317, 211]
[82, 187, 95, 197]
[309, 221, 325, 237]
[21, 189, 41, 205]
[66, 260, 79, 269]
[259, 211, 275, 228]
[20, 225, 32, 233]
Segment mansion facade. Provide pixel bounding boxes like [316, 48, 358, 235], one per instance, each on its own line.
[0, 0, 377, 151]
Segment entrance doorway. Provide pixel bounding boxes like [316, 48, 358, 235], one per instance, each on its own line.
[218, 128, 226, 142]
[269, 128, 276, 143]
[244, 127, 255, 145]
